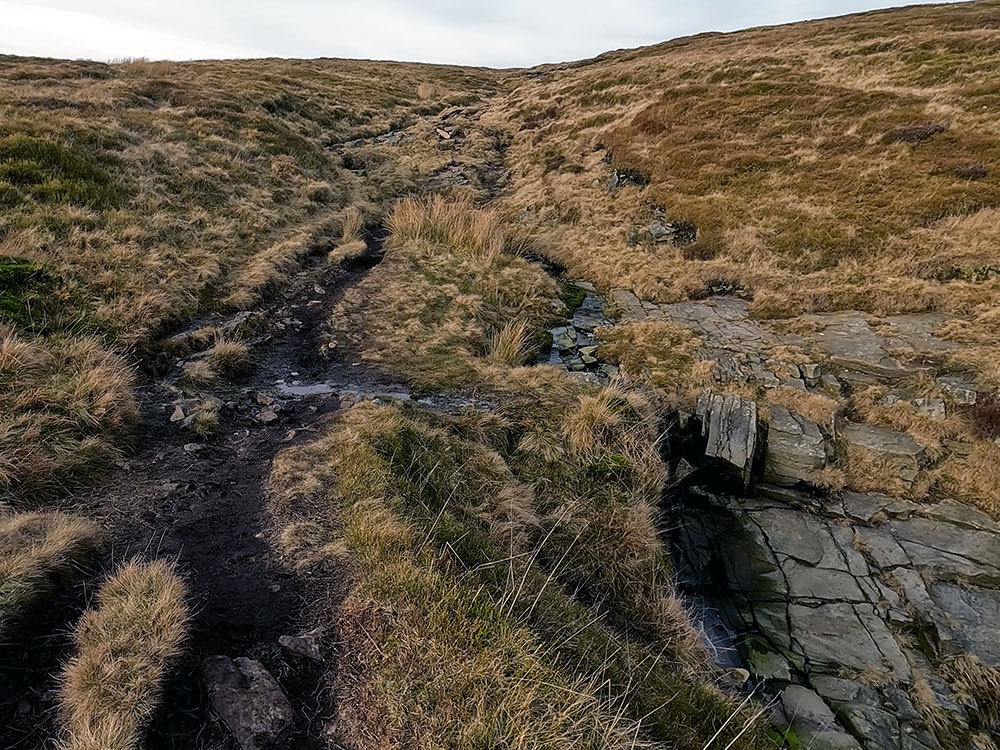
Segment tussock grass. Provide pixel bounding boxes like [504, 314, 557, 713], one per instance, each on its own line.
[932, 443, 1000, 519]
[942, 653, 1000, 731]
[330, 197, 558, 388]
[0, 54, 500, 499]
[852, 385, 969, 458]
[764, 386, 840, 427]
[269, 401, 768, 749]
[180, 359, 217, 386]
[0, 511, 102, 640]
[206, 337, 250, 379]
[59, 559, 188, 750]
[387, 195, 504, 262]
[487, 319, 536, 365]
[0, 326, 136, 504]
[597, 320, 705, 394]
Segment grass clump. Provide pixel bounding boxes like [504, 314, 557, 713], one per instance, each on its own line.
[941, 654, 1000, 732]
[0, 327, 136, 505]
[931, 443, 1000, 519]
[59, 559, 189, 750]
[0, 511, 103, 641]
[206, 337, 250, 380]
[486, 319, 538, 366]
[597, 320, 705, 394]
[330, 197, 558, 389]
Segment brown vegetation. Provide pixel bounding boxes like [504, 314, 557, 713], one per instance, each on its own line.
[329, 197, 558, 388]
[0, 511, 102, 640]
[58, 559, 188, 750]
[486, 1, 1000, 388]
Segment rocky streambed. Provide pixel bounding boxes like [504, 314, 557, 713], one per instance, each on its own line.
[550, 283, 1000, 750]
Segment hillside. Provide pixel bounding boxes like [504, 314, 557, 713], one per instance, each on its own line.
[2, 3, 1000, 749]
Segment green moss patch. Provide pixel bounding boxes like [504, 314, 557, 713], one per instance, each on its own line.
[0, 256, 51, 328]
[0, 135, 119, 210]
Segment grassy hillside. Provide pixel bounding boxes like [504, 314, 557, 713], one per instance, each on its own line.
[0, 54, 500, 501]
[3, 2, 1000, 748]
[489, 0, 1000, 379]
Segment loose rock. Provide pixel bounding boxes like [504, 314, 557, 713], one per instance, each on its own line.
[203, 656, 296, 750]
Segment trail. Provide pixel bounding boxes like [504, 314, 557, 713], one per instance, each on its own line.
[1, 233, 398, 749]
[1, 101, 519, 749]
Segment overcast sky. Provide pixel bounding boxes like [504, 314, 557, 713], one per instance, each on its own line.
[0, 1, 968, 67]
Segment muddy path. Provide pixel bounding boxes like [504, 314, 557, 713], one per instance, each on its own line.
[2, 104, 519, 750]
[0, 235, 406, 749]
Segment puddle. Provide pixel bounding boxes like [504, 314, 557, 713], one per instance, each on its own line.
[274, 378, 494, 411]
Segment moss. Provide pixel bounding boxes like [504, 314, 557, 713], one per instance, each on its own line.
[0, 256, 50, 328]
[559, 281, 587, 314]
[0, 135, 120, 210]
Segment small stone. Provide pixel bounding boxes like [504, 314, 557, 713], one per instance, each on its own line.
[16, 700, 31, 715]
[170, 405, 185, 422]
[913, 398, 946, 419]
[821, 372, 842, 396]
[257, 409, 280, 424]
[763, 405, 827, 486]
[781, 377, 807, 391]
[717, 667, 750, 689]
[800, 362, 822, 386]
[796, 730, 863, 749]
[255, 392, 274, 406]
[203, 656, 296, 750]
[747, 647, 791, 680]
[183, 443, 203, 454]
[780, 685, 837, 731]
[937, 375, 977, 406]
[279, 627, 326, 662]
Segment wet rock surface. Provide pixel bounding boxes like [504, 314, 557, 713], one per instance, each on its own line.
[203, 656, 297, 750]
[595, 286, 1000, 748]
[668, 400, 1000, 749]
[547, 281, 619, 383]
[677, 478, 1000, 748]
[541, 283, 1000, 747]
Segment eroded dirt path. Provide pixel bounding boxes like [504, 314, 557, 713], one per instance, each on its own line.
[1, 236, 406, 749]
[2, 103, 520, 750]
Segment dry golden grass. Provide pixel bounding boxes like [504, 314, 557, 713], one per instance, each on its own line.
[329, 197, 557, 388]
[764, 385, 841, 427]
[0, 54, 501, 502]
[0, 325, 136, 504]
[206, 337, 250, 379]
[932, 442, 1000, 518]
[0, 511, 102, 640]
[942, 653, 1000, 731]
[852, 384, 970, 458]
[59, 559, 188, 750]
[486, 319, 536, 365]
[596, 320, 704, 395]
[180, 358, 217, 386]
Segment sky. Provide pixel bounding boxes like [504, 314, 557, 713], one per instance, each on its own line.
[0, 0, 969, 67]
